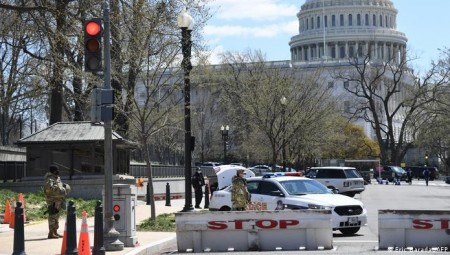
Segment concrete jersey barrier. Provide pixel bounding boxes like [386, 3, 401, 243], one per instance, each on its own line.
[379, 210, 450, 251]
[175, 210, 333, 252]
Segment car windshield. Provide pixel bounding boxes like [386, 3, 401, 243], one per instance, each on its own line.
[391, 166, 406, 173]
[344, 169, 363, 178]
[280, 179, 331, 195]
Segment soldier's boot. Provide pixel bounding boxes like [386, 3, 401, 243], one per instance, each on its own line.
[54, 229, 64, 237]
[48, 229, 59, 239]
[52, 227, 63, 237]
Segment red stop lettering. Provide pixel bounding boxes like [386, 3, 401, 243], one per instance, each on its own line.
[440, 219, 450, 229]
[279, 220, 300, 228]
[255, 219, 277, 229]
[234, 220, 244, 229]
[412, 219, 432, 229]
[208, 221, 227, 230]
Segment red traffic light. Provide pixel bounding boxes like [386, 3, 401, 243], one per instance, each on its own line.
[84, 18, 103, 72]
[113, 204, 120, 212]
[85, 21, 101, 36]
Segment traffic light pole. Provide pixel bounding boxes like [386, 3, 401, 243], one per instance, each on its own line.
[102, 0, 124, 251]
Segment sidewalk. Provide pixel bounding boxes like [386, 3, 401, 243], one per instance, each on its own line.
[0, 199, 189, 255]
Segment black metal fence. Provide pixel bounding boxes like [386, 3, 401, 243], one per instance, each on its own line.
[0, 162, 217, 182]
[129, 164, 216, 178]
[0, 162, 26, 182]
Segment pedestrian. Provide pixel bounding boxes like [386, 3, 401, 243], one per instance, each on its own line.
[192, 168, 205, 209]
[423, 168, 430, 186]
[389, 171, 395, 185]
[406, 168, 412, 185]
[43, 165, 70, 239]
[231, 169, 251, 211]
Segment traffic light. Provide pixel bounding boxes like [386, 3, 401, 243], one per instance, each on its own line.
[113, 204, 121, 221]
[84, 18, 103, 72]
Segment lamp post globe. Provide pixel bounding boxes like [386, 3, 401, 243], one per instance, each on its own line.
[178, 8, 194, 212]
[177, 8, 193, 29]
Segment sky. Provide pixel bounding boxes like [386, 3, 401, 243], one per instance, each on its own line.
[202, 0, 450, 72]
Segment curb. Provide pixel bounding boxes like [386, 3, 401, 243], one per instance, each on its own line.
[124, 236, 176, 255]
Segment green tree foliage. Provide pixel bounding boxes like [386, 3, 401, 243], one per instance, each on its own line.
[322, 118, 380, 159]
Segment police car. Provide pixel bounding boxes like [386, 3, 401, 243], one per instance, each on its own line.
[208, 172, 368, 235]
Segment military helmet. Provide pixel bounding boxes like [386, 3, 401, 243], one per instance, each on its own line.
[49, 165, 59, 174]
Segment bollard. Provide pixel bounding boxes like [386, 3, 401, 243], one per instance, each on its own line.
[12, 201, 25, 255]
[92, 201, 105, 255]
[204, 183, 210, 209]
[65, 201, 78, 255]
[165, 182, 171, 206]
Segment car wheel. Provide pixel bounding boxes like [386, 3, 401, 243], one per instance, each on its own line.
[219, 206, 231, 211]
[345, 192, 356, 197]
[339, 227, 360, 235]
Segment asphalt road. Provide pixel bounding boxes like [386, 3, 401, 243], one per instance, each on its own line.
[159, 179, 450, 254]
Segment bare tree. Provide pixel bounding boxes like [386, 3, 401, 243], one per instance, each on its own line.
[330, 50, 450, 165]
[0, 5, 49, 144]
[122, 1, 211, 219]
[415, 49, 450, 173]
[216, 50, 338, 170]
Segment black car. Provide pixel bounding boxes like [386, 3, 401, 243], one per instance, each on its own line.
[373, 166, 407, 182]
[406, 166, 438, 181]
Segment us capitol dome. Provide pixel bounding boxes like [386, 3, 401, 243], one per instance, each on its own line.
[289, 0, 407, 65]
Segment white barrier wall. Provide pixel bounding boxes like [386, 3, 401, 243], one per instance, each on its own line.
[379, 210, 450, 251]
[176, 210, 332, 252]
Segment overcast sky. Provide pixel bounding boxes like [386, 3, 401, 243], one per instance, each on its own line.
[202, 0, 450, 72]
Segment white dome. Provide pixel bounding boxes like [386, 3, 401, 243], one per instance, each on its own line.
[289, 0, 406, 64]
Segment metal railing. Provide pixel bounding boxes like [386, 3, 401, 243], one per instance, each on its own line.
[128, 163, 216, 178]
[0, 162, 26, 182]
[0, 162, 217, 182]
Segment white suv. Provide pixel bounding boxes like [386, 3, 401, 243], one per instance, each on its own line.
[305, 167, 365, 197]
[209, 173, 367, 235]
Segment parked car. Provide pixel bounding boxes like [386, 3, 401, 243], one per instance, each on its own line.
[209, 173, 368, 235]
[373, 166, 407, 182]
[445, 176, 450, 184]
[304, 167, 365, 197]
[201, 162, 222, 167]
[248, 165, 271, 175]
[406, 166, 439, 181]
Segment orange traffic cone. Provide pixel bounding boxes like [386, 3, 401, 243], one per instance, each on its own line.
[78, 210, 91, 255]
[18, 193, 26, 223]
[4, 199, 11, 224]
[60, 222, 67, 255]
[9, 198, 16, 229]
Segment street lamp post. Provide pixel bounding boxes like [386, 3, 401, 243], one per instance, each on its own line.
[178, 9, 194, 212]
[280, 96, 287, 172]
[220, 125, 229, 164]
[425, 153, 429, 167]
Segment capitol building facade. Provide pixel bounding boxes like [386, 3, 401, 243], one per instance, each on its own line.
[288, 0, 409, 141]
[290, 0, 407, 65]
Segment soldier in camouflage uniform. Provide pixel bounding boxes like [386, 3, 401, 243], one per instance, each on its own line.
[43, 165, 70, 239]
[231, 169, 250, 211]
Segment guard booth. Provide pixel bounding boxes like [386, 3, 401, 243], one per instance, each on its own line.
[105, 184, 137, 247]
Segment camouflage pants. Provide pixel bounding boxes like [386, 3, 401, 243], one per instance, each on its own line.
[48, 212, 60, 231]
[46, 200, 63, 231]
